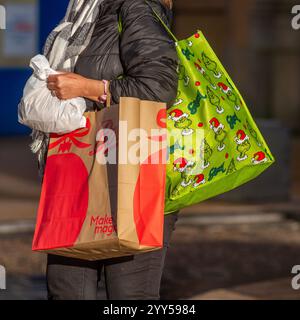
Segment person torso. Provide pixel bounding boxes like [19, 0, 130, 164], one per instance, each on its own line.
[74, 0, 173, 111]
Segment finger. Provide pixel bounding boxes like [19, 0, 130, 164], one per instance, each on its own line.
[56, 89, 68, 100]
[56, 93, 65, 100]
[47, 83, 58, 91]
[47, 74, 64, 84]
[47, 84, 57, 90]
[47, 74, 59, 82]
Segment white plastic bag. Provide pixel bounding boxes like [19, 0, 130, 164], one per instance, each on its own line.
[18, 54, 87, 134]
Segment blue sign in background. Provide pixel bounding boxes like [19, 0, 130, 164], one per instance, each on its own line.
[0, 0, 69, 135]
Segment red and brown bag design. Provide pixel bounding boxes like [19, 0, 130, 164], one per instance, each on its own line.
[32, 97, 167, 261]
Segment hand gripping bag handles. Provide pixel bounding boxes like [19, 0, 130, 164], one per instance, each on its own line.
[144, 1, 275, 213]
[32, 97, 167, 260]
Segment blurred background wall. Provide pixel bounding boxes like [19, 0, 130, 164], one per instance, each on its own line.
[0, 0, 69, 135]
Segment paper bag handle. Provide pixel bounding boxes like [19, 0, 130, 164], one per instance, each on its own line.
[106, 80, 112, 108]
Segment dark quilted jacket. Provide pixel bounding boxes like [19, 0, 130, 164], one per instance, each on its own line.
[74, 0, 179, 110]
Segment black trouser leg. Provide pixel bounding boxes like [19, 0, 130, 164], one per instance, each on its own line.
[46, 212, 179, 300]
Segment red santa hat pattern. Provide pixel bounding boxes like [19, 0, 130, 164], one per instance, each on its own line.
[193, 174, 205, 187]
[168, 109, 189, 122]
[209, 117, 224, 131]
[173, 157, 194, 172]
[195, 59, 205, 74]
[235, 129, 249, 145]
[218, 82, 231, 94]
[252, 151, 267, 164]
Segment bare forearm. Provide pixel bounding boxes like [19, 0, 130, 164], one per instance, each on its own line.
[47, 72, 106, 101]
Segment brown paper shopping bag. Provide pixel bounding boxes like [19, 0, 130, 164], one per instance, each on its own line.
[32, 97, 167, 261]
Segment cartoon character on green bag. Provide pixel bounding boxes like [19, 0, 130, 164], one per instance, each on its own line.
[187, 90, 207, 115]
[186, 40, 193, 47]
[177, 64, 190, 87]
[173, 90, 184, 107]
[207, 86, 224, 114]
[202, 52, 222, 79]
[234, 129, 251, 161]
[218, 82, 241, 111]
[208, 162, 226, 181]
[226, 112, 241, 129]
[181, 40, 194, 61]
[171, 157, 196, 197]
[194, 59, 217, 90]
[182, 45, 194, 61]
[209, 117, 227, 151]
[226, 158, 237, 175]
[200, 138, 213, 169]
[168, 109, 194, 136]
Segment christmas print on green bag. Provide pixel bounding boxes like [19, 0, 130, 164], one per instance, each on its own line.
[144, 1, 275, 214]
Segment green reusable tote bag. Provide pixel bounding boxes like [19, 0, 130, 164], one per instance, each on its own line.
[143, 1, 275, 213]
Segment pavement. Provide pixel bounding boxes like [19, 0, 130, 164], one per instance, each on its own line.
[190, 278, 299, 300]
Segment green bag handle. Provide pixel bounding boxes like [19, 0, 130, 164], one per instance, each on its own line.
[117, 0, 178, 43]
[116, 1, 178, 80]
[144, 0, 178, 43]
[118, 12, 123, 34]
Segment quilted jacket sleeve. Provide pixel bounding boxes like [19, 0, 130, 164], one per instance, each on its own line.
[108, 0, 179, 109]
